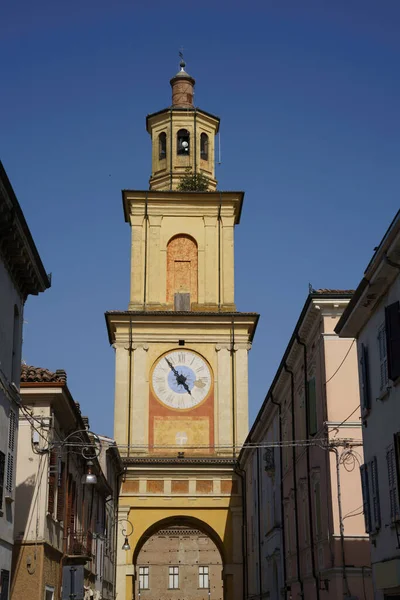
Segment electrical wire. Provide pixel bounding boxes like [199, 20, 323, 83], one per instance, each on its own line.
[324, 339, 356, 385]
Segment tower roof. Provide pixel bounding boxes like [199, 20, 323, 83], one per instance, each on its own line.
[170, 57, 195, 108]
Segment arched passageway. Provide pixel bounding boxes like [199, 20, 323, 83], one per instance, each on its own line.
[134, 517, 224, 599]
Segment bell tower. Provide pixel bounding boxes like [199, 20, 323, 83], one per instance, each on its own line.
[147, 59, 219, 191]
[106, 60, 258, 600]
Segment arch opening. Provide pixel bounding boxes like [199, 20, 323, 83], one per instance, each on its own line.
[200, 132, 209, 161]
[133, 516, 224, 600]
[159, 131, 167, 160]
[177, 129, 190, 155]
[167, 234, 198, 309]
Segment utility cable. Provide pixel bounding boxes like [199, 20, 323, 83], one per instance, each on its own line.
[324, 339, 356, 385]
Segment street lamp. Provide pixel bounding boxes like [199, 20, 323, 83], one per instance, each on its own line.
[119, 519, 134, 551]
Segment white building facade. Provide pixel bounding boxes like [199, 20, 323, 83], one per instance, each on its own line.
[336, 210, 400, 599]
[239, 406, 284, 600]
[0, 162, 50, 600]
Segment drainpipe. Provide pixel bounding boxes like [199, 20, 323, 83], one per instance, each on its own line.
[234, 463, 248, 600]
[169, 109, 173, 190]
[194, 109, 197, 175]
[284, 364, 303, 599]
[143, 192, 148, 309]
[296, 335, 320, 600]
[127, 318, 133, 457]
[330, 446, 351, 598]
[218, 193, 222, 310]
[270, 393, 287, 596]
[231, 319, 236, 459]
[257, 448, 263, 598]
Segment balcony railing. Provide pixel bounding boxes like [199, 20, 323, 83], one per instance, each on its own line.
[65, 529, 93, 559]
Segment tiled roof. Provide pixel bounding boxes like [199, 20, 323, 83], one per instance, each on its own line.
[314, 289, 354, 295]
[105, 310, 259, 316]
[20, 365, 67, 384]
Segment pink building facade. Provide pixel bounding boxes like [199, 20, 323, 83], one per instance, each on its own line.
[241, 290, 373, 600]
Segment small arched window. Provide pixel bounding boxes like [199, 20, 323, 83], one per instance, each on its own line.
[177, 129, 190, 155]
[200, 133, 209, 160]
[159, 132, 167, 160]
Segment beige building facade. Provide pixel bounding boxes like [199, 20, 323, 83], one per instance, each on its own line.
[11, 366, 122, 600]
[240, 291, 373, 600]
[106, 61, 258, 600]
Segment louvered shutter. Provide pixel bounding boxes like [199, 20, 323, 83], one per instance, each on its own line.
[385, 301, 400, 381]
[56, 461, 65, 522]
[370, 457, 381, 530]
[8, 411, 15, 452]
[360, 464, 372, 533]
[387, 447, 399, 522]
[307, 378, 317, 436]
[5, 454, 13, 493]
[70, 480, 76, 532]
[48, 450, 57, 516]
[360, 344, 371, 411]
[62, 565, 84, 600]
[0, 452, 5, 511]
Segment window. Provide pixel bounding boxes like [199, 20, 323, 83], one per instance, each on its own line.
[139, 566, 149, 590]
[314, 480, 322, 539]
[199, 566, 209, 589]
[387, 442, 400, 522]
[0, 452, 5, 511]
[200, 133, 209, 160]
[56, 461, 65, 521]
[48, 450, 57, 516]
[44, 586, 54, 600]
[370, 456, 381, 530]
[307, 377, 317, 436]
[11, 305, 20, 384]
[385, 301, 400, 381]
[360, 463, 372, 533]
[0, 569, 10, 600]
[378, 324, 388, 390]
[159, 132, 167, 160]
[169, 566, 179, 589]
[177, 129, 190, 155]
[360, 344, 371, 411]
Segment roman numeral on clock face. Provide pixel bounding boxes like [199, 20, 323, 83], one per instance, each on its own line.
[152, 350, 212, 410]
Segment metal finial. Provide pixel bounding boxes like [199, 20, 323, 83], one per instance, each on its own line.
[179, 48, 185, 71]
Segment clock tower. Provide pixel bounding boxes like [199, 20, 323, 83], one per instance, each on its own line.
[106, 59, 258, 600]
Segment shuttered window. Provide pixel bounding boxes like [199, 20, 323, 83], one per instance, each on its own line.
[314, 480, 322, 538]
[360, 344, 371, 411]
[307, 377, 317, 436]
[0, 452, 5, 511]
[378, 324, 388, 390]
[5, 454, 13, 494]
[8, 411, 15, 452]
[387, 445, 399, 522]
[385, 301, 400, 381]
[360, 464, 372, 533]
[0, 569, 10, 600]
[370, 456, 381, 530]
[56, 461, 65, 522]
[48, 450, 57, 516]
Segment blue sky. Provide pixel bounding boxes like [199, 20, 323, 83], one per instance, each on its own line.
[1, 0, 399, 436]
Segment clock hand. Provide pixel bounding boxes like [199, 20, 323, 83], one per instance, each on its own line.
[165, 357, 180, 378]
[165, 358, 192, 396]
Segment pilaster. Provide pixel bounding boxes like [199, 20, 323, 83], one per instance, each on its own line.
[131, 344, 149, 451]
[147, 215, 163, 305]
[221, 216, 235, 307]
[129, 216, 144, 308]
[113, 343, 129, 446]
[234, 343, 251, 447]
[216, 344, 233, 452]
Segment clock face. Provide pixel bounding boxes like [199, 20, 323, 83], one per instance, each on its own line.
[151, 350, 212, 410]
